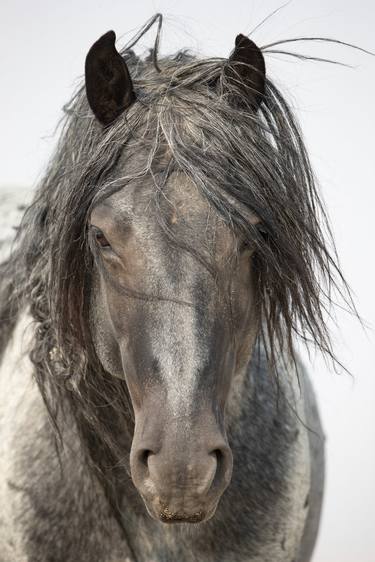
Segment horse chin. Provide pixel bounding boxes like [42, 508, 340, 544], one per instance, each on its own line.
[142, 496, 219, 525]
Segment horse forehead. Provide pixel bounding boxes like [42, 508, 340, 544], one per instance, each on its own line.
[110, 172, 209, 216]
[163, 172, 210, 214]
[108, 172, 235, 250]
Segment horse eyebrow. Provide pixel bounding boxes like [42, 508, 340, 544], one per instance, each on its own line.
[93, 199, 117, 211]
[89, 201, 134, 239]
[91, 198, 132, 220]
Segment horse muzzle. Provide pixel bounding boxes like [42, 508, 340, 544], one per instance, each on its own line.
[129, 410, 233, 524]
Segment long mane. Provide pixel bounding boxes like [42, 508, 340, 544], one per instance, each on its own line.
[0, 16, 355, 481]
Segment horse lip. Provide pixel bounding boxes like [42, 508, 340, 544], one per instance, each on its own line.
[139, 493, 215, 524]
[159, 509, 206, 524]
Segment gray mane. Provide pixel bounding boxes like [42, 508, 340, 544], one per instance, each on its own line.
[0, 17, 354, 485]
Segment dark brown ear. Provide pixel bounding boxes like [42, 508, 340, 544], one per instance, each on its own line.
[85, 30, 135, 126]
[225, 34, 265, 110]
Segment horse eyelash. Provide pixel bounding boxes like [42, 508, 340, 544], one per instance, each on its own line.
[89, 226, 111, 249]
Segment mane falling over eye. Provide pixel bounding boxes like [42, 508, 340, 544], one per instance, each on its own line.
[0, 12, 359, 498]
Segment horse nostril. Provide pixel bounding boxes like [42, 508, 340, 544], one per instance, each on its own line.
[138, 448, 153, 470]
[210, 446, 232, 491]
[211, 448, 222, 461]
[210, 449, 221, 479]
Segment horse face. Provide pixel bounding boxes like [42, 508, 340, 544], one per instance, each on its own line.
[89, 171, 258, 523]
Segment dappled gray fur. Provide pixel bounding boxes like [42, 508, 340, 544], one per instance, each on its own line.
[0, 313, 322, 561]
[0, 14, 352, 562]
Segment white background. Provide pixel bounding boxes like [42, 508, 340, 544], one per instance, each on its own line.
[1, 1, 374, 560]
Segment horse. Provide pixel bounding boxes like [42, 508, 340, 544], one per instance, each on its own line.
[0, 14, 353, 562]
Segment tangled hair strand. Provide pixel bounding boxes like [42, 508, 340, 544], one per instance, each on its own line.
[0, 16, 358, 484]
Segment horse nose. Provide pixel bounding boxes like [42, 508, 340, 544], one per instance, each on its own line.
[147, 446, 221, 495]
[131, 438, 233, 522]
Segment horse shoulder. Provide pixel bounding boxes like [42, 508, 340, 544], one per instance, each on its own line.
[0, 313, 130, 562]
[275, 358, 325, 562]
[296, 366, 325, 562]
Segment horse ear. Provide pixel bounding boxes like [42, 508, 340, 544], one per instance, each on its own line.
[225, 34, 265, 110]
[85, 30, 136, 126]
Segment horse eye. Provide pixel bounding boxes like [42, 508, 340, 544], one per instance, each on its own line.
[239, 240, 249, 252]
[92, 227, 111, 249]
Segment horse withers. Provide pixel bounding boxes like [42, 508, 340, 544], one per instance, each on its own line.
[0, 16, 341, 562]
